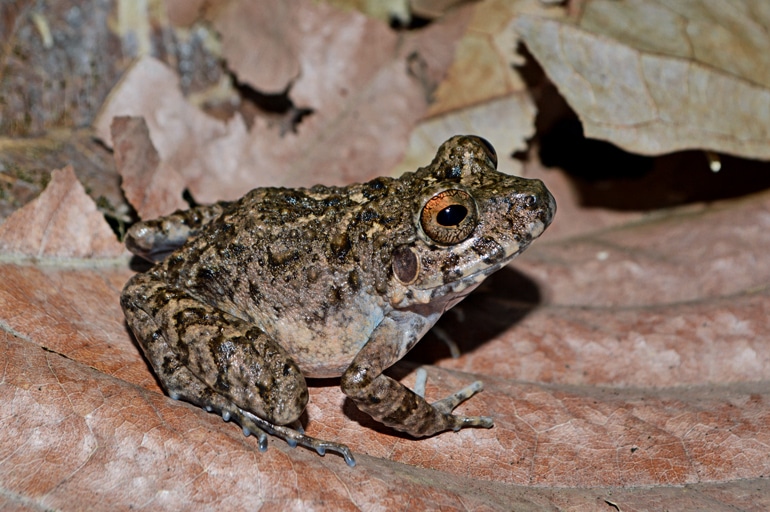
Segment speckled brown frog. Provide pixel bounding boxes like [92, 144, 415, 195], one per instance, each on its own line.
[121, 135, 555, 466]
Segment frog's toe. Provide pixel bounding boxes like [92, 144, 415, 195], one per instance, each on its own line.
[237, 408, 356, 467]
[221, 404, 270, 450]
[432, 380, 494, 430]
[450, 414, 494, 430]
[432, 380, 484, 413]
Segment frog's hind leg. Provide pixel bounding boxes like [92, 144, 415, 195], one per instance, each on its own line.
[120, 270, 356, 466]
[125, 202, 232, 262]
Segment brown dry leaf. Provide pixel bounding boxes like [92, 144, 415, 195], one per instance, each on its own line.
[94, 0, 470, 207]
[0, 166, 125, 259]
[111, 116, 189, 220]
[515, 1, 770, 158]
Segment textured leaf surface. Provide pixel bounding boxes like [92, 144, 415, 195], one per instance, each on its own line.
[515, 1, 770, 158]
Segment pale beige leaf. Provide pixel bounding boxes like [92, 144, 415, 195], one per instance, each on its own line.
[94, 0, 468, 209]
[428, 0, 565, 117]
[93, 56, 251, 206]
[390, 0, 564, 184]
[515, 9, 770, 158]
[580, 0, 770, 89]
[111, 116, 189, 220]
[0, 166, 125, 259]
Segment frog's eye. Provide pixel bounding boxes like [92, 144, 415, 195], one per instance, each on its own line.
[420, 189, 478, 245]
[469, 136, 497, 169]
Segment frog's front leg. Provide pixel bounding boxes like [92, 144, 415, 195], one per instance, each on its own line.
[340, 312, 493, 437]
[121, 270, 356, 466]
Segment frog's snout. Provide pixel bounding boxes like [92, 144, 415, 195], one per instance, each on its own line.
[516, 178, 556, 229]
[538, 180, 557, 227]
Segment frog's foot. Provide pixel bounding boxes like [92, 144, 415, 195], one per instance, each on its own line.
[431, 380, 493, 431]
[222, 404, 356, 467]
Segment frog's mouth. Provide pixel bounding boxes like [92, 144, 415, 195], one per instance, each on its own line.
[427, 252, 519, 302]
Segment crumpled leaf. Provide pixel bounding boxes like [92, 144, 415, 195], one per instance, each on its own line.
[111, 116, 188, 220]
[93, 56, 251, 208]
[391, 0, 564, 179]
[94, 0, 470, 207]
[0, 166, 125, 259]
[515, 0, 770, 158]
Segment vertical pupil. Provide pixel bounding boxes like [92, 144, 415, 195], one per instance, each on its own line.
[436, 204, 468, 226]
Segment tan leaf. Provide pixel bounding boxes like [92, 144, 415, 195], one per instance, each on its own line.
[515, 5, 770, 158]
[428, 0, 565, 117]
[94, 0, 469, 208]
[0, 166, 124, 259]
[391, 0, 564, 181]
[112, 116, 189, 220]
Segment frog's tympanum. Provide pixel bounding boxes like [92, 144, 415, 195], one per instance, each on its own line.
[121, 135, 555, 466]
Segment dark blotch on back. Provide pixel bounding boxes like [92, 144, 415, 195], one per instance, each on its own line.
[440, 165, 463, 180]
[362, 177, 390, 200]
[197, 266, 219, 282]
[348, 269, 362, 291]
[357, 208, 379, 223]
[267, 247, 300, 267]
[329, 232, 351, 262]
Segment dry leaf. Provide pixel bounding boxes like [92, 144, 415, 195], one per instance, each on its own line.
[111, 116, 189, 220]
[93, 56, 251, 206]
[94, 0, 469, 208]
[391, 0, 563, 181]
[0, 166, 124, 259]
[515, 2, 770, 158]
[427, 0, 564, 117]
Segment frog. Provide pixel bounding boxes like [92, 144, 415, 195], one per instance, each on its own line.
[120, 135, 555, 467]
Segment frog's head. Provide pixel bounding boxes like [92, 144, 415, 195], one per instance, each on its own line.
[387, 135, 556, 310]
